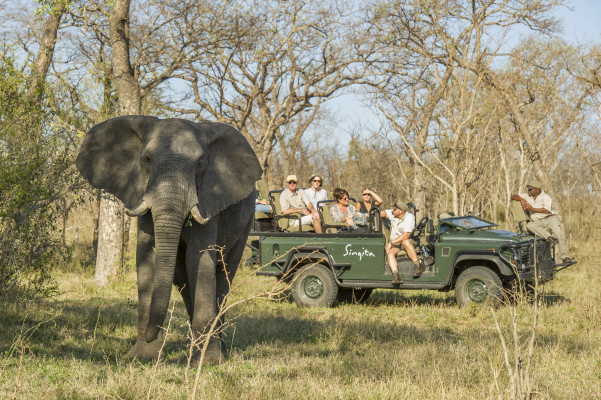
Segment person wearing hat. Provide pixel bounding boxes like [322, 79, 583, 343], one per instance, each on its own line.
[511, 179, 571, 263]
[305, 173, 328, 210]
[280, 174, 323, 233]
[380, 201, 423, 284]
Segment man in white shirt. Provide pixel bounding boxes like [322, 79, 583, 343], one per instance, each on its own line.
[280, 174, 323, 233]
[511, 179, 570, 263]
[304, 173, 328, 210]
[380, 201, 422, 284]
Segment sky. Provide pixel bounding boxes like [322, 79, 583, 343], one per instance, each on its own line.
[327, 0, 601, 141]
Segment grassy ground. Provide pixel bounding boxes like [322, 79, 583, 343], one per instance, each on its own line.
[1, 246, 599, 399]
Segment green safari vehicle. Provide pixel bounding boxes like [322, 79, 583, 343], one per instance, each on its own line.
[250, 195, 575, 308]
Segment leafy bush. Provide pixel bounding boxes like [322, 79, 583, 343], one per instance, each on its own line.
[0, 53, 79, 299]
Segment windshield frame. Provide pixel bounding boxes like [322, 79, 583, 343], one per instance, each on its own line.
[439, 216, 498, 230]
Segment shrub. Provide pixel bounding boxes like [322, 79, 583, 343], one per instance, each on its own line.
[0, 52, 79, 299]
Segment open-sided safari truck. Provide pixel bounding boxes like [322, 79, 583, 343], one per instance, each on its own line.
[249, 192, 576, 308]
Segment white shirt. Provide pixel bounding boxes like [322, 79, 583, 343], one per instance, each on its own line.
[304, 188, 328, 210]
[385, 210, 415, 240]
[519, 191, 554, 221]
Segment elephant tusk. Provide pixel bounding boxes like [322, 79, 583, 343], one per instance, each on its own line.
[126, 200, 150, 217]
[191, 205, 210, 225]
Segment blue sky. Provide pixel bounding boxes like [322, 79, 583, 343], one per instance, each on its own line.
[558, 0, 601, 42]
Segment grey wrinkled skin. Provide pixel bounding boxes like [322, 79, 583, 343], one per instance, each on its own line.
[76, 116, 262, 364]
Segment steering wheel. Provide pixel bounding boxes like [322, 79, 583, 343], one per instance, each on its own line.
[411, 216, 428, 240]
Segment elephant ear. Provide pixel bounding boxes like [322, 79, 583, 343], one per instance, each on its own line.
[196, 122, 262, 220]
[76, 116, 159, 209]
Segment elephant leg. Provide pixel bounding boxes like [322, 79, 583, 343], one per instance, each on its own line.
[214, 215, 253, 353]
[174, 247, 193, 320]
[182, 230, 223, 366]
[127, 213, 164, 361]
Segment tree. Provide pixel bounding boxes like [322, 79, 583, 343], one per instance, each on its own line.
[169, 0, 377, 169]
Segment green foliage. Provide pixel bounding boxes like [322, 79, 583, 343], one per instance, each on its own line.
[0, 53, 79, 299]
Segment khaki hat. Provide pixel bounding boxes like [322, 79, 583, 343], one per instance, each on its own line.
[393, 201, 408, 211]
[525, 178, 542, 189]
[285, 175, 298, 183]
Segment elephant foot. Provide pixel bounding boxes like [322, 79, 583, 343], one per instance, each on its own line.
[190, 338, 225, 366]
[127, 338, 164, 362]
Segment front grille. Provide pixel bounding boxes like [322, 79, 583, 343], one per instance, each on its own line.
[512, 240, 553, 279]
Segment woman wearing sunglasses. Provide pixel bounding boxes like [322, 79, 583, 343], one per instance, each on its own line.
[330, 188, 368, 232]
[355, 188, 383, 213]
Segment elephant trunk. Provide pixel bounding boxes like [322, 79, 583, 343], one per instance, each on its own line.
[144, 171, 195, 343]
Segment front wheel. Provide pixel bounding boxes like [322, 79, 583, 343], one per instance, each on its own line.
[291, 263, 338, 308]
[455, 266, 502, 308]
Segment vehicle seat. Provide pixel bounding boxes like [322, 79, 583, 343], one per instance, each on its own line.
[269, 190, 314, 233]
[318, 200, 348, 233]
[510, 200, 530, 234]
[254, 178, 273, 222]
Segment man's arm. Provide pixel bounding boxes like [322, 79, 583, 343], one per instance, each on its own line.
[511, 194, 550, 214]
[390, 232, 411, 245]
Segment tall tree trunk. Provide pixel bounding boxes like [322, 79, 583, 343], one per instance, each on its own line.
[95, 0, 142, 285]
[28, 2, 67, 99]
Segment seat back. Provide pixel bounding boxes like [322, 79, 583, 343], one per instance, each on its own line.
[510, 200, 530, 233]
[254, 178, 273, 221]
[269, 190, 312, 232]
[318, 200, 348, 233]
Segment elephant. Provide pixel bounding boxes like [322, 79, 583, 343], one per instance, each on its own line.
[76, 115, 262, 364]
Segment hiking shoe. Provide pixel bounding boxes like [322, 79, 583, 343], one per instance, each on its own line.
[413, 261, 423, 277]
[562, 257, 572, 263]
[547, 237, 558, 247]
[391, 273, 402, 284]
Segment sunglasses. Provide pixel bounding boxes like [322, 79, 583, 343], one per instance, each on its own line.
[287, 181, 297, 184]
[312, 179, 321, 182]
[361, 193, 371, 196]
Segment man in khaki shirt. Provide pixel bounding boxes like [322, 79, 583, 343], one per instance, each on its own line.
[280, 174, 322, 233]
[511, 179, 571, 263]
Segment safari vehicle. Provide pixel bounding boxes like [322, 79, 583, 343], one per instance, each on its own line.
[249, 190, 576, 308]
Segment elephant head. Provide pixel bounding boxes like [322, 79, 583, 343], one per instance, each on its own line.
[76, 116, 262, 342]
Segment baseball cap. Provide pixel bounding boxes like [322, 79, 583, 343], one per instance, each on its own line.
[393, 201, 408, 211]
[286, 175, 298, 183]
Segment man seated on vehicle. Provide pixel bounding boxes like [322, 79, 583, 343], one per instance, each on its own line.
[280, 174, 323, 233]
[380, 201, 423, 284]
[511, 179, 571, 263]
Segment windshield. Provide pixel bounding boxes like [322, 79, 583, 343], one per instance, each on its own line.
[440, 216, 498, 229]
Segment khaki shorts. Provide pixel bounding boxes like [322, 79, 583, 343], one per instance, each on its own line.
[289, 214, 314, 227]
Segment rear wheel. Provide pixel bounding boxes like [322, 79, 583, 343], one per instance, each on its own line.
[337, 288, 373, 304]
[455, 266, 503, 308]
[291, 263, 338, 308]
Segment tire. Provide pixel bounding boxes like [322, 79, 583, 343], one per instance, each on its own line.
[455, 266, 503, 308]
[337, 288, 373, 304]
[291, 263, 338, 308]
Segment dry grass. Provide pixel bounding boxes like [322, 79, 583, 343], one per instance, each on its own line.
[0, 245, 599, 399]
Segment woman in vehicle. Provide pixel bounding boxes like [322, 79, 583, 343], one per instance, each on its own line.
[330, 188, 367, 231]
[355, 187, 383, 225]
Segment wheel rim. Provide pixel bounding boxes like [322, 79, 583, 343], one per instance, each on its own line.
[302, 276, 324, 299]
[465, 278, 488, 303]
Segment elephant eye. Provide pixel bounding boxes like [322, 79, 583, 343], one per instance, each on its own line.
[143, 151, 152, 164]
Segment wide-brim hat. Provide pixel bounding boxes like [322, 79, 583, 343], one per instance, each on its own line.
[525, 178, 542, 189]
[308, 173, 323, 183]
